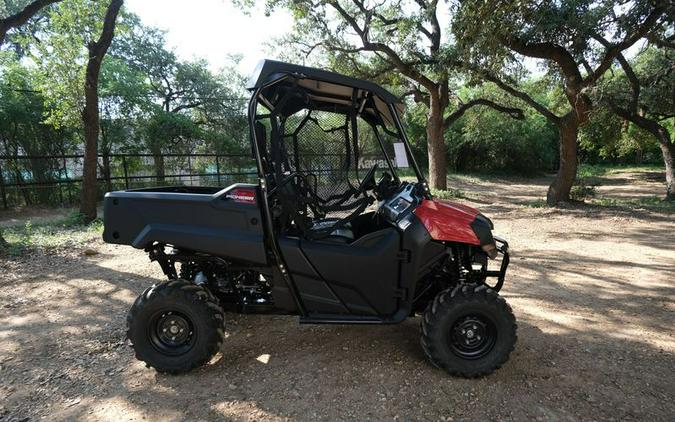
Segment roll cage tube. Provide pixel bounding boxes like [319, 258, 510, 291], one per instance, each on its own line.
[247, 72, 429, 316]
[248, 79, 308, 317]
[387, 103, 431, 199]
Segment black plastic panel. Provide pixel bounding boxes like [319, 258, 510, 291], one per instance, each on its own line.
[400, 216, 437, 305]
[102, 184, 267, 265]
[298, 228, 401, 316]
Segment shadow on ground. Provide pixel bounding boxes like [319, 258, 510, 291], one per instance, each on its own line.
[1, 170, 674, 421]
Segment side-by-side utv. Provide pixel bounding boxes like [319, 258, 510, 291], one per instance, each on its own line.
[103, 60, 517, 378]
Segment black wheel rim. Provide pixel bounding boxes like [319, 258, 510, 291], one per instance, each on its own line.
[148, 310, 196, 356]
[448, 314, 497, 360]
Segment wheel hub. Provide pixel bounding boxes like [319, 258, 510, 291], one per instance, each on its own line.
[149, 310, 195, 355]
[449, 315, 496, 360]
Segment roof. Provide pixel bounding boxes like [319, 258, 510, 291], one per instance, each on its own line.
[246, 60, 404, 125]
[247, 60, 402, 104]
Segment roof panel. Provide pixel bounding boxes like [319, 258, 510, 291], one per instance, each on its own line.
[246, 59, 402, 105]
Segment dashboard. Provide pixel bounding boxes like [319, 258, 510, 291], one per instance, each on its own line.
[380, 182, 422, 228]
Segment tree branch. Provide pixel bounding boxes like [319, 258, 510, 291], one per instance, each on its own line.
[646, 33, 675, 49]
[480, 71, 560, 124]
[328, 0, 437, 91]
[585, 4, 667, 86]
[88, 0, 124, 64]
[502, 36, 583, 83]
[0, 0, 62, 45]
[171, 102, 202, 113]
[615, 52, 641, 114]
[444, 98, 524, 129]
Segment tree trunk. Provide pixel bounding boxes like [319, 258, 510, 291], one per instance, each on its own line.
[79, 0, 123, 223]
[154, 152, 165, 184]
[658, 139, 674, 201]
[14, 168, 32, 206]
[639, 120, 673, 201]
[0, 231, 7, 249]
[547, 112, 579, 205]
[426, 96, 447, 190]
[613, 107, 674, 201]
[80, 78, 101, 222]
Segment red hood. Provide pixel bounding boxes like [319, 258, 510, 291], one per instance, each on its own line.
[413, 199, 482, 245]
[435, 199, 481, 218]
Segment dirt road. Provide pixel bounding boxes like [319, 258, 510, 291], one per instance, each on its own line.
[1, 172, 673, 421]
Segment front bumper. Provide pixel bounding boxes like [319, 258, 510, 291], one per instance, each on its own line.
[484, 235, 510, 292]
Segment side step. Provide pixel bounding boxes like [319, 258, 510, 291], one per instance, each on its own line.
[299, 314, 386, 325]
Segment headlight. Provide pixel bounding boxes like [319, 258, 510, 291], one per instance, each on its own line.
[481, 242, 498, 259]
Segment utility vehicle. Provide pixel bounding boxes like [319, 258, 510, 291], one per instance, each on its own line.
[103, 60, 517, 378]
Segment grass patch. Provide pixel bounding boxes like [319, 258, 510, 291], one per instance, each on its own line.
[431, 188, 475, 201]
[577, 163, 664, 178]
[589, 196, 675, 213]
[577, 164, 610, 179]
[523, 199, 548, 208]
[0, 212, 103, 256]
[522, 196, 674, 213]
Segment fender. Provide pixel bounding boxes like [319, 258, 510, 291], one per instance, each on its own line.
[413, 199, 494, 246]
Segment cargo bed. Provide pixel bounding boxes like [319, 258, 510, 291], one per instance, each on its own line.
[102, 184, 267, 265]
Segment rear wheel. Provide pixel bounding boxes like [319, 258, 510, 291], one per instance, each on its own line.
[127, 279, 224, 374]
[421, 284, 516, 377]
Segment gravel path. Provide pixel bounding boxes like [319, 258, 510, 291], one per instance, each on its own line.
[1, 172, 673, 421]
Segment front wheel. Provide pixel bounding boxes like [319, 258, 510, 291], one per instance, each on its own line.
[421, 284, 517, 377]
[127, 279, 225, 374]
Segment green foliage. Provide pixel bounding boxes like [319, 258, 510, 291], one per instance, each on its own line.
[577, 164, 609, 179]
[1, 3, 252, 208]
[22, 0, 117, 128]
[589, 196, 675, 213]
[1, 0, 670, 210]
[586, 46, 673, 166]
[403, 80, 559, 175]
[454, 0, 656, 68]
[431, 188, 475, 201]
[0, 212, 103, 255]
[450, 102, 558, 175]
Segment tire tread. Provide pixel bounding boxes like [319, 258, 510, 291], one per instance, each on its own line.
[420, 284, 517, 378]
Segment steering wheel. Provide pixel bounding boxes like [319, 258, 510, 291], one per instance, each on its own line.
[357, 163, 379, 193]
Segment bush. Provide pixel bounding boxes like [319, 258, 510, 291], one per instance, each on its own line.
[0, 213, 103, 255]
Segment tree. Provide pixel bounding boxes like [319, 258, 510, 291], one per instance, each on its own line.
[80, 0, 123, 221]
[0, 0, 61, 45]
[454, 0, 669, 204]
[265, 0, 524, 190]
[599, 46, 674, 200]
[0, 55, 76, 205]
[0, 0, 62, 245]
[98, 55, 151, 191]
[116, 25, 247, 182]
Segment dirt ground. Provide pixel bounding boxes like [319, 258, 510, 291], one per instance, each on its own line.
[1, 171, 673, 421]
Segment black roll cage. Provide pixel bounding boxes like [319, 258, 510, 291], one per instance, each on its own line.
[247, 70, 428, 317]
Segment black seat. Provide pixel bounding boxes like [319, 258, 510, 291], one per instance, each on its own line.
[308, 219, 354, 243]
